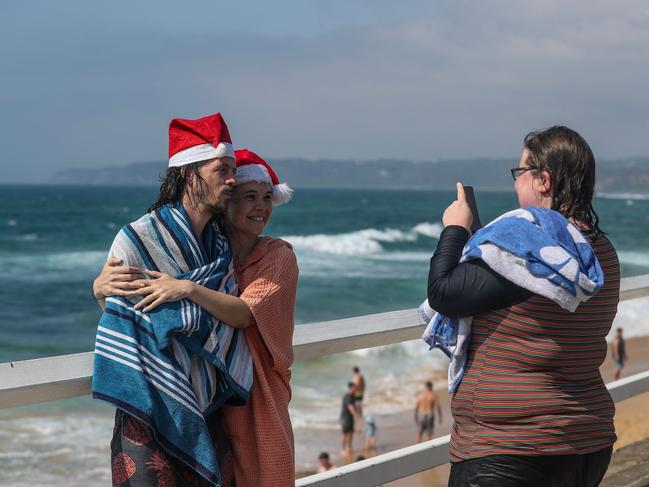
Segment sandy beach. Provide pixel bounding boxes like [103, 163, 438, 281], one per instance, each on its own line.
[296, 334, 649, 486]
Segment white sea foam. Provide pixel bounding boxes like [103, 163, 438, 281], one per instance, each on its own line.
[1, 250, 105, 268]
[0, 251, 107, 281]
[618, 251, 649, 269]
[348, 338, 442, 361]
[284, 233, 384, 255]
[597, 192, 649, 201]
[610, 296, 649, 341]
[282, 222, 442, 256]
[0, 408, 113, 486]
[412, 222, 444, 239]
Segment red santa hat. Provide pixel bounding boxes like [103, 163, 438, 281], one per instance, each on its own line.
[168, 113, 235, 167]
[234, 149, 293, 206]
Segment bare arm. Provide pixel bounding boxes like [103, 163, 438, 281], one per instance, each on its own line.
[130, 270, 254, 329]
[185, 282, 254, 329]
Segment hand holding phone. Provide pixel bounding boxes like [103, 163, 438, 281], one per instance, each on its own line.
[463, 185, 482, 234]
[443, 183, 482, 234]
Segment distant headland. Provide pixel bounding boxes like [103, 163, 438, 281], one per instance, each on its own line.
[49, 157, 649, 194]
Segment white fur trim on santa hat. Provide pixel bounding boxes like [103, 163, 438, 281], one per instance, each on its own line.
[235, 164, 273, 186]
[169, 142, 235, 167]
[272, 183, 294, 206]
[235, 165, 294, 206]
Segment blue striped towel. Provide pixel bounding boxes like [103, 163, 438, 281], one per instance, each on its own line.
[420, 207, 604, 394]
[92, 203, 253, 486]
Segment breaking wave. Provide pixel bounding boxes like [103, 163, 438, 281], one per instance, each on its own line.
[282, 222, 442, 256]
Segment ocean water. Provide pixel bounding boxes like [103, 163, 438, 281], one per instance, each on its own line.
[1, 185, 649, 483]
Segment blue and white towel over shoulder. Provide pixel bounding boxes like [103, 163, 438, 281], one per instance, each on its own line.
[92, 203, 253, 486]
[420, 207, 604, 394]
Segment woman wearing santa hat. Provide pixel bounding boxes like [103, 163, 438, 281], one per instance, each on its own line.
[96, 147, 298, 487]
[221, 149, 298, 487]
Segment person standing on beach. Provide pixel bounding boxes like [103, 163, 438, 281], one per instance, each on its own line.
[340, 382, 358, 454]
[363, 415, 377, 452]
[426, 126, 619, 486]
[414, 381, 442, 443]
[612, 327, 627, 380]
[352, 366, 365, 417]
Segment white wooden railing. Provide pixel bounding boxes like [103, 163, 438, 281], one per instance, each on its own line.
[1, 273, 648, 486]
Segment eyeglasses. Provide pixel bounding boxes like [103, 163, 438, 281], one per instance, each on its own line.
[510, 167, 535, 181]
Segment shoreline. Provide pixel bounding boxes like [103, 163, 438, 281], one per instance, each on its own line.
[295, 334, 649, 485]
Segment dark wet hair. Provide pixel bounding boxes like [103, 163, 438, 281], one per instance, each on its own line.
[148, 162, 211, 213]
[425, 381, 433, 390]
[318, 452, 330, 460]
[523, 126, 604, 240]
[353, 366, 360, 373]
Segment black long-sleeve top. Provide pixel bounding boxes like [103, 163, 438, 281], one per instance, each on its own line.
[427, 226, 533, 317]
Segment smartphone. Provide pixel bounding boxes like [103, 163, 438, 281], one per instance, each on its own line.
[463, 186, 482, 233]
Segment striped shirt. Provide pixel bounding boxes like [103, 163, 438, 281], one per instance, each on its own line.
[450, 234, 619, 462]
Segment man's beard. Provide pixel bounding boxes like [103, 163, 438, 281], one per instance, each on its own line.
[199, 190, 230, 216]
[190, 183, 230, 216]
[204, 200, 227, 216]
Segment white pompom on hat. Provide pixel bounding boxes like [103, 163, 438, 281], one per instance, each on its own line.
[234, 149, 293, 206]
[168, 113, 235, 167]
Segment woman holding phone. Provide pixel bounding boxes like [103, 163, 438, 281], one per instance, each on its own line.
[425, 126, 618, 486]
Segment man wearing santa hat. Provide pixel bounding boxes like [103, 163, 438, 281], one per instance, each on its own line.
[92, 113, 252, 486]
[151, 112, 237, 218]
[93, 112, 239, 311]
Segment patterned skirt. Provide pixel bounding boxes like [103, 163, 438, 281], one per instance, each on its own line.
[110, 409, 236, 487]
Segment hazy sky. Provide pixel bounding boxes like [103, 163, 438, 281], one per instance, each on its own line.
[1, 1, 648, 182]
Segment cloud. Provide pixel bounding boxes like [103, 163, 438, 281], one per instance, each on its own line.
[1, 0, 648, 182]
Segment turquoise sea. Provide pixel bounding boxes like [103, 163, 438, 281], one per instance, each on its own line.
[1, 185, 648, 484]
